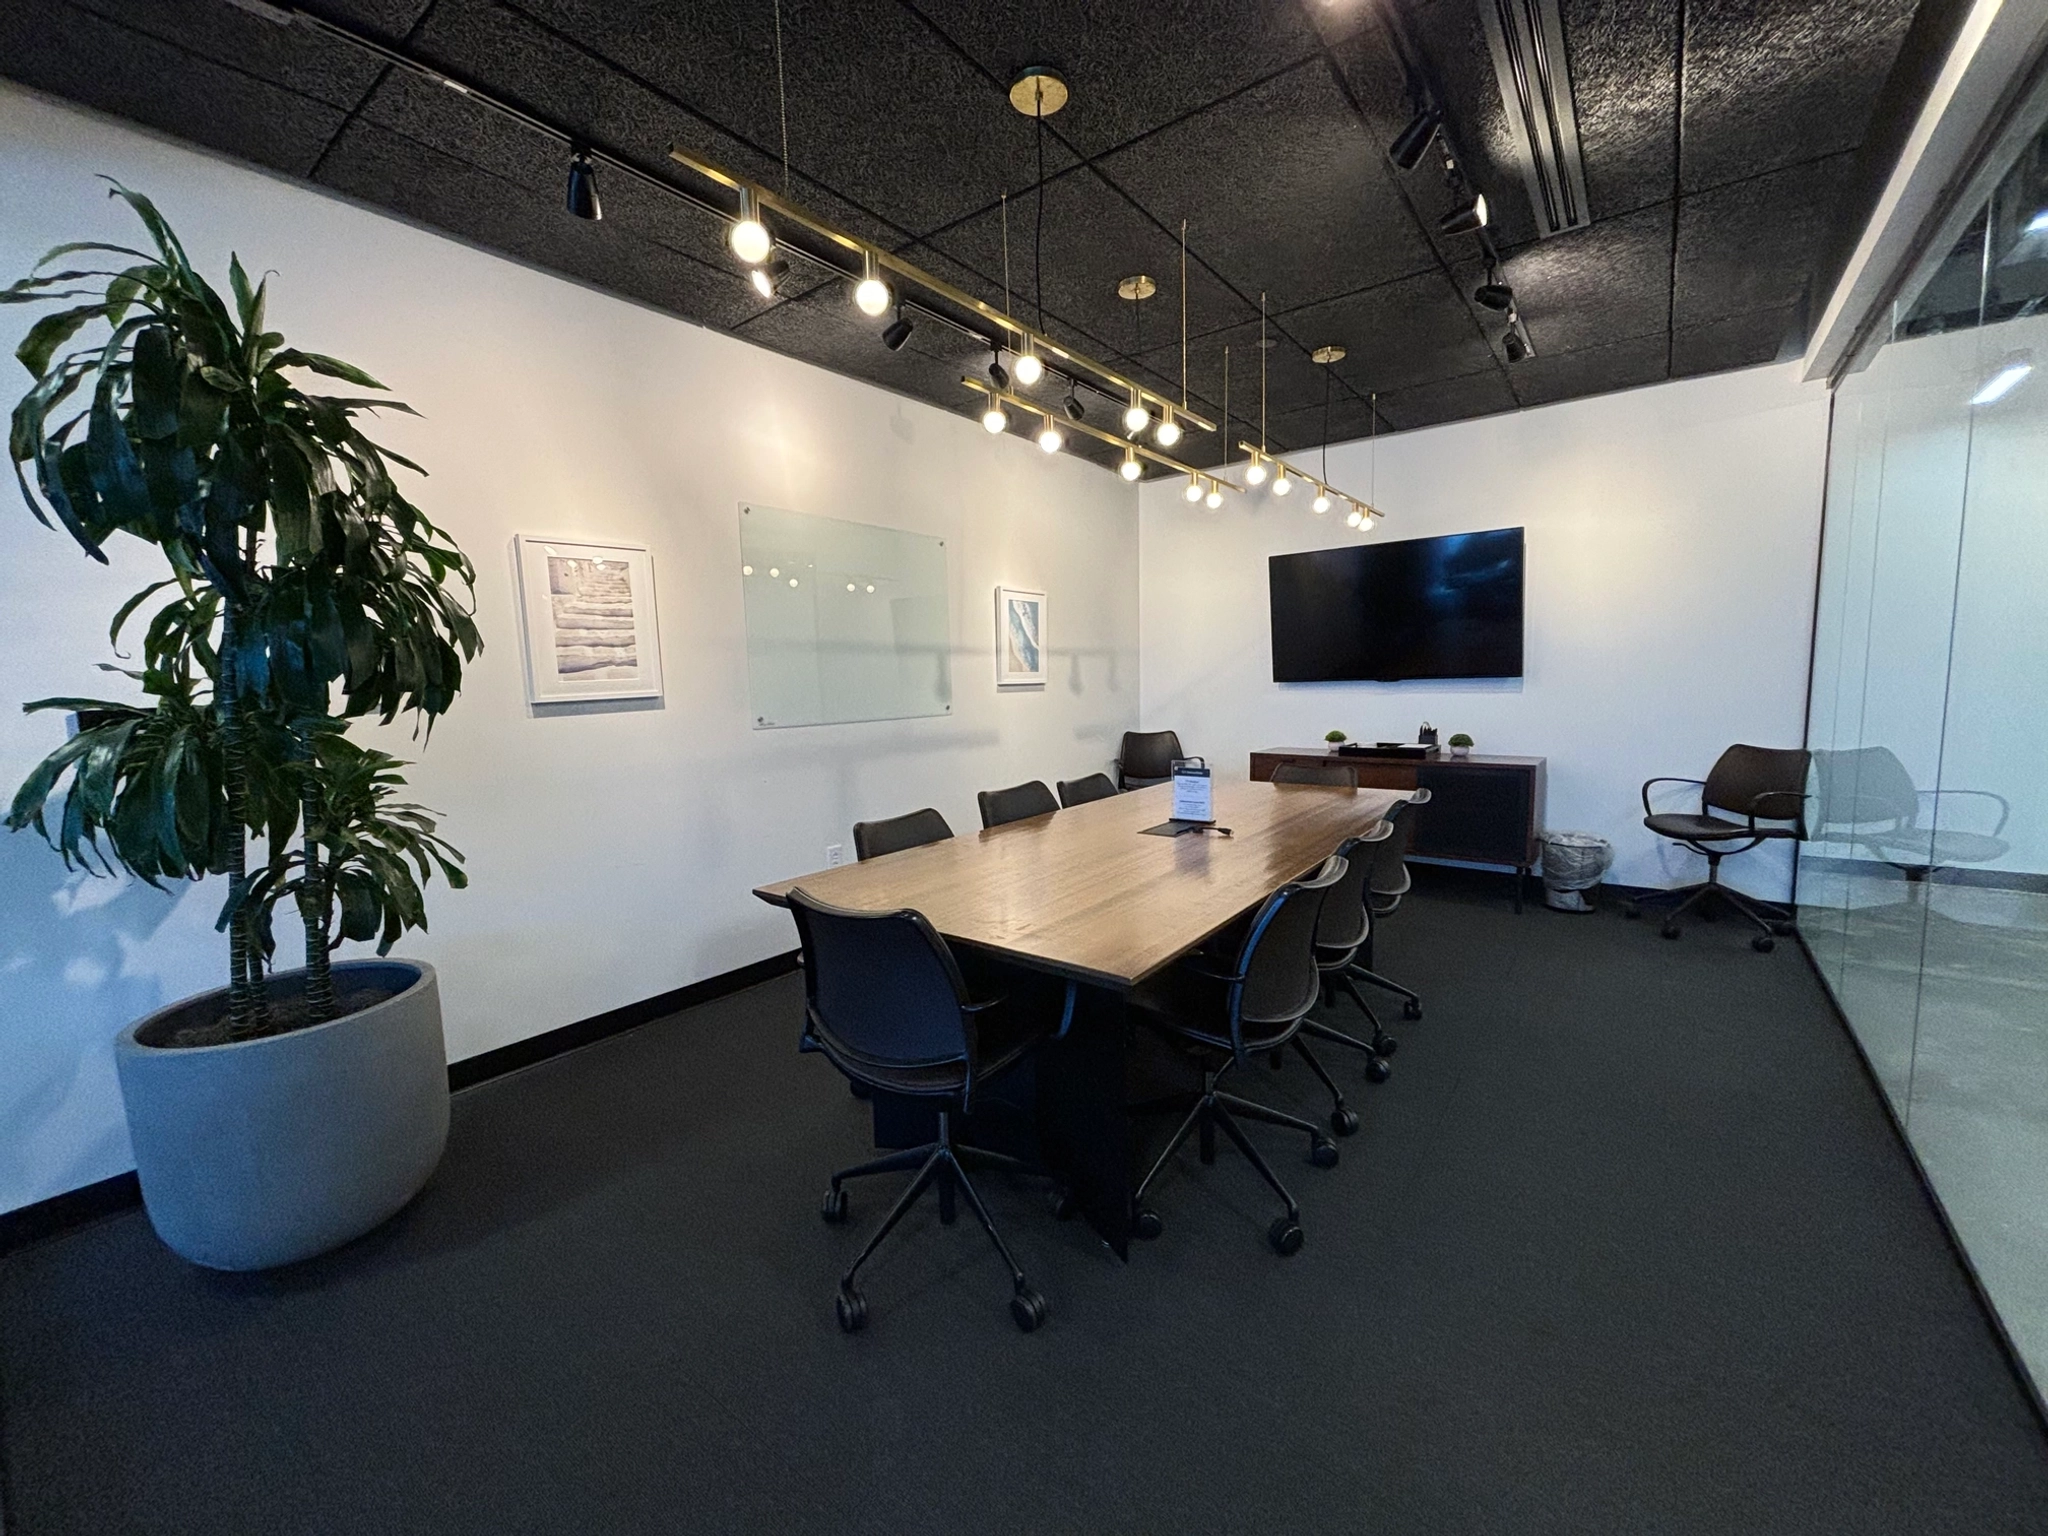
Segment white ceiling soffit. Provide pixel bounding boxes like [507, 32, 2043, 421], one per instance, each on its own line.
[1805, 0, 2048, 384]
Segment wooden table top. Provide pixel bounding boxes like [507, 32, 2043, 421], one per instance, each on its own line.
[753, 781, 1405, 989]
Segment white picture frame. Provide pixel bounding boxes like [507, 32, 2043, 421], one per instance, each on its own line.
[995, 586, 1047, 688]
[514, 534, 664, 705]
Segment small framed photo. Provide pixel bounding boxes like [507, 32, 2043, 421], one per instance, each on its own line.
[514, 535, 664, 704]
[995, 586, 1046, 688]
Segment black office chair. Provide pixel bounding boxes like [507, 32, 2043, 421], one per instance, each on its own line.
[1628, 744, 1810, 951]
[1290, 825, 1401, 1118]
[787, 887, 1053, 1334]
[1128, 855, 1348, 1256]
[852, 807, 953, 862]
[1117, 730, 1183, 790]
[1056, 772, 1118, 808]
[1811, 745, 2009, 879]
[978, 780, 1059, 829]
[1270, 762, 1358, 788]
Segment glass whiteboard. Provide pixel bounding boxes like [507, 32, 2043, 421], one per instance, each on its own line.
[740, 503, 952, 729]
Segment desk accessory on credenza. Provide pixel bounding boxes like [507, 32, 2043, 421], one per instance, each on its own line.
[1334, 742, 1432, 760]
[1418, 722, 1439, 748]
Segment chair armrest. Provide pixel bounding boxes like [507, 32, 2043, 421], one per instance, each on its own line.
[1918, 787, 2012, 836]
[1641, 777, 1705, 818]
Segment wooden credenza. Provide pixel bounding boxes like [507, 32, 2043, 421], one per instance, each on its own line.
[1249, 748, 1547, 910]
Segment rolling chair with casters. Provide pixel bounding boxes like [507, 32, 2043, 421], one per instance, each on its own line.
[1270, 762, 1359, 788]
[1056, 772, 1118, 808]
[1354, 790, 1430, 1020]
[978, 780, 1059, 829]
[1127, 855, 1349, 1256]
[787, 887, 1054, 1334]
[1627, 744, 1809, 951]
[1117, 729, 1183, 790]
[852, 807, 953, 862]
[1811, 745, 2010, 882]
[1295, 824, 1401, 1114]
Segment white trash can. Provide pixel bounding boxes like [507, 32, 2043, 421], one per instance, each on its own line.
[1540, 831, 1613, 913]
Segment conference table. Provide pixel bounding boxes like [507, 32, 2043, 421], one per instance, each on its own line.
[754, 779, 1405, 1253]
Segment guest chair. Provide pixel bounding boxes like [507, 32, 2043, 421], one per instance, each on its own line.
[1128, 856, 1348, 1256]
[978, 780, 1059, 829]
[1627, 744, 1810, 951]
[1117, 729, 1184, 790]
[853, 807, 953, 862]
[1056, 772, 1118, 808]
[1293, 824, 1401, 1118]
[787, 887, 1053, 1334]
[1355, 790, 1431, 1019]
[1271, 762, 1359, 788]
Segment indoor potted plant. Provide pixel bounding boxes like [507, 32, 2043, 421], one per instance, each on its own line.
[1325, 730, 1348, 747]
[1447, 732, 1474, 758]
[5, 185, 480, 1268]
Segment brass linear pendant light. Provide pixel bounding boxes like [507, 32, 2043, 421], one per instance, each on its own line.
[1238, 344, 1382, 529]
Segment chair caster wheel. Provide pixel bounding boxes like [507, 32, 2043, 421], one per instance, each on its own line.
[835, 1287, 868, 1333]
[1375, 1034, 1399, 1057]
[1403, 999, 1421, 1020]
[1009, 1286, 1049, 1333]
[821, 1186, 848, 1224]
[1331, 1106, 1360, 1137]
[1048, 1186, 1077, 1220]
[1661, 924, 1681, 940]
[1133, 1206, 1164, 1241]
[1752, 935, 1775, 953]
[1771, 920, 1795, 936]
[848, 1080, 872, 1100]
[1268, 1217, 1304, 1256]
[1365, 1056, 1391, 1084]
[1310, 1136, 1339, 1169]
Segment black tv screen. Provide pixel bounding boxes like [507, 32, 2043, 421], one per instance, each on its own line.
[1269, 527, 1525, 682]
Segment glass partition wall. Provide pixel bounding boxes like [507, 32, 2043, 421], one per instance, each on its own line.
[1802, 107, 2048, 1392]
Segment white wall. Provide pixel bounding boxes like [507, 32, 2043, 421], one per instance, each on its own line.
[0, 85, 1139, 1213]
[1137, 364, 1830, 894]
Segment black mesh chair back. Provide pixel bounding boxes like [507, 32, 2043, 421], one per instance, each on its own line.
[1056, 772, 1118, 808]
[978, 780, 1059, 829]
[1368, 789, 1430, 902]
[1812, 746, 1916, 830]
[1272, 763, 1358, 787]
[1703, 745, 1811, 834]
[1314, 826, 1393, 959]
[787, 888, 970, 1074]
[1232, 855, 1347, 1048]
[1117, 730, 1183, 789]
[852, 807, 953, 862]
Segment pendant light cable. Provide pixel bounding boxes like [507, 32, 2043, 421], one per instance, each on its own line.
[1034, 109, 1046, 333]
[1001, 192, 1011, 319]
[772, 0, 789, 196]
[1223, 344, 1231, 462]
[1259, 291, 1267, 452]
[1179, 220, 1188, 409]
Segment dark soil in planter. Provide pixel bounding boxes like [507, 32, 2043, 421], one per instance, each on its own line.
[138, 973, 413, 1050]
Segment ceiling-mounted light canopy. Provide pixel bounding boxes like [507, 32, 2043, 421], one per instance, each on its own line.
[1122, 390, 1149, 434]
[854, 251, 892, 317]
[749, 257, 790, 299]
[1154, 407, 1181, 448]
[881, 310, 915, 350]
[1438, 193, 1489, 235]
[1120, 447, 1142, 482]
[730, 187, 772, 263]
[1038, 414, 1064, 453]
[566, 149, 602, 221]
[1013, 348, 1044, 387]
[1390, 107, 1442, 172]
[982, 402, 1009, 433]
[1475, 282, 1514, 311]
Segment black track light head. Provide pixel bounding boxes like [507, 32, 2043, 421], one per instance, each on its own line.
[881, 310, 915, 350]
[749, 258, 790, 299]
[1389, 108, 1441, 172]
[988, 355, 1010, 390]
[1063, 391, 1086, 422]
[1437, 192, 1488, 236]
[1503, 329, 1530, 363]
[566, 150, 602, 221]
[1475, 282, 1514, 311]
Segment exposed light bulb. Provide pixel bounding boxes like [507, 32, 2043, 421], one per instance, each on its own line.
[1014, 350, 1044, 386]
[982, 404, 1008, 433]
[1245, 458, 1268, 486]
[1345, 507, 1364, 528]
[730, 189, 772, 264]
[1184, 474, 1203, 502]
[768, 567, 780, 577]
[866, 584, 875, 592]
[1155, 410, 1181, 447]
[847, 583, 856, 591]
[1475, 192, 1489, 227]
[1038, 418, 1063, 453]
[742, 564, 753, 575]
[1120, 450, 1142, 482]
[853, 252, 891, 317]
[749, 257, 790, 299]
[1204, 485, 1223, 510]
[1313, 491, 1331, 513]
[789, 577, 799, 587]
[1123, 393, 1149, 434]
[1272, 469, 1292, 496]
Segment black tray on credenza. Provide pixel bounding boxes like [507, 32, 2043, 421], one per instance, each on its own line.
[1332, 743, 1435, 760]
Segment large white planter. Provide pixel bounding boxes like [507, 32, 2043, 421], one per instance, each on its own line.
[114, 959, 448, 1270]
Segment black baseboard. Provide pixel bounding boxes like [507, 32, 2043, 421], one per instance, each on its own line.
[1791, 929, 2048, 1436]
[0, 950, 801, 1258]
[1798, 854, 2048, 895]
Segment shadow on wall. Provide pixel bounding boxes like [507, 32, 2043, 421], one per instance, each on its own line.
[0, 831, 223, 1210]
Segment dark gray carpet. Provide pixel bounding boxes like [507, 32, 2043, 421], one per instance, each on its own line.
[6, 879, 2048, 1535]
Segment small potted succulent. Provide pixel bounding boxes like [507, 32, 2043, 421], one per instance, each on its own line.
[1324, 730, 1347, 747]
[1447, 733, 1474, 758]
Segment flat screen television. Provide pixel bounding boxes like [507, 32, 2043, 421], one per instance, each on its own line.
[1269, 526, 1525, 682]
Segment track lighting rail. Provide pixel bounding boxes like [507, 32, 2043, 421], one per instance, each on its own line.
[963, 379, 1235, 489]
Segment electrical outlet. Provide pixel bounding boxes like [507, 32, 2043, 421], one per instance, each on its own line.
[825, 843, 845, 868]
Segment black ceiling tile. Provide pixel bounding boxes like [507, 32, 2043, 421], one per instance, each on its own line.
[908, 0, 1324, 160]
[1371, 367, 1520, 433]
[492, 0, 1073, 240]
[1561, 0, 1680, 220]
[1093, 60, 1439, 314]
[923, 165, 1258, 360]
[63, 0, 390, 109]
[1497, 203, 1671, 355]
[1266, 271, 1499, 397]
[1508, 333, 1670, 407]
[726, 283, 1005, 410]
[1668, 303, 1797, 377]
[0, 3, 351, 178]
[1681, 0, 1918, 194]
[1673, 151, 1851, 327]
[306, 0, 439, 38]
[1258, 394, 1384, 457]
[1139, 314, 1344, 432]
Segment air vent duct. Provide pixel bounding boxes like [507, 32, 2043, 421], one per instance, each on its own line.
[1479, 0, 1591, 236]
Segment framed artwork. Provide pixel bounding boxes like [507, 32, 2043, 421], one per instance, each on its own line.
[995, 586, 1046, 687]
[514, 535, 664, 704]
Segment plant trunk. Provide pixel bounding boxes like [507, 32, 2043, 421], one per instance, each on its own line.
[298, 746, 336, 1023]
[218, 602, 261, 1039]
